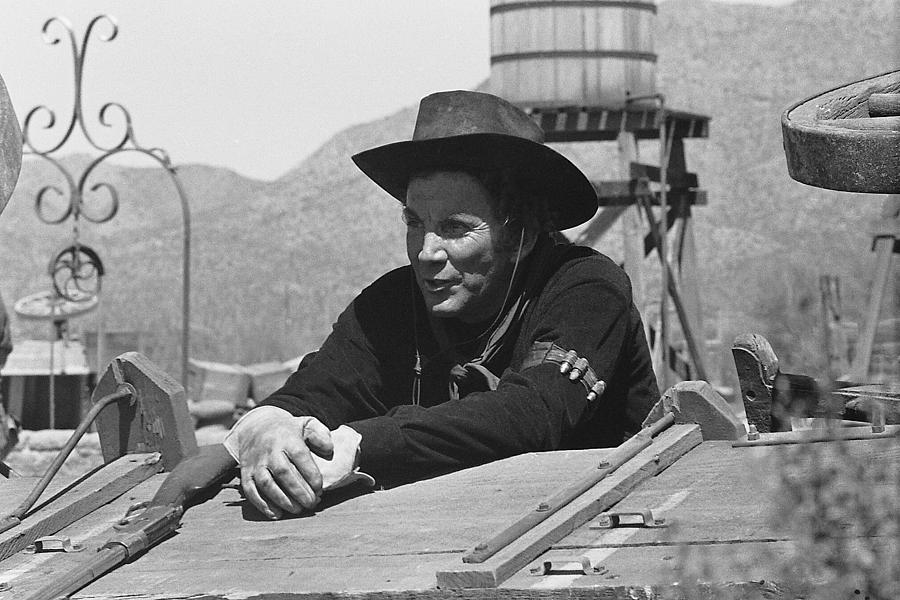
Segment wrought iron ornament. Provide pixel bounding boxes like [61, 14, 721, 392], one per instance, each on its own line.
[22, 15, 193, 387]
[48, 243, 105, 301]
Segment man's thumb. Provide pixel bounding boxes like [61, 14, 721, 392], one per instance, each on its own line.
[300, 417, 334, 459]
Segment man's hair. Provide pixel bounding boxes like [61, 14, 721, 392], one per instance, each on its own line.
[405, 166, 550, 238]
[473, 167, 550, 234]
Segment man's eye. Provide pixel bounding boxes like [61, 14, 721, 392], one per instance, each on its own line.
[402, 212, 423, 228]
[438, 221, 472, 237]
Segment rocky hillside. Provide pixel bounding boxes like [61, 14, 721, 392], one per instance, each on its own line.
[0, 0, 896, 385]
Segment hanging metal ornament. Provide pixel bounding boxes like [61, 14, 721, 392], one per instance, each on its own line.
[20, 14, 193, 388]
[48, 243, 105, 302]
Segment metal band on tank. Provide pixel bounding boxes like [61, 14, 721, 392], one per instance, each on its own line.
[490, 1, 657, 15]
[491, 50, 658, 64]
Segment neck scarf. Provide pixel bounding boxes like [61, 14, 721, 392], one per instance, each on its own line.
[413, 236, 560, 403]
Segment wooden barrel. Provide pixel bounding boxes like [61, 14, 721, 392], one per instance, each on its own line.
[489, 0, 657, 108]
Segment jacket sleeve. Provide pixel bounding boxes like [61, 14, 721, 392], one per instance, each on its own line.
[349, 257, 646, 483]
[259, 270, 410, 429]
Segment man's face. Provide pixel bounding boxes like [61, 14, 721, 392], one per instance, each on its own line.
[404, 171, 515, 324]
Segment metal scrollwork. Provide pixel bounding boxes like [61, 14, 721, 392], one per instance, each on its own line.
[22, 14, 193, 388]
[24, 15, 130, 154]
[48, 244, 105, 301]
[24, 15, 129, 228]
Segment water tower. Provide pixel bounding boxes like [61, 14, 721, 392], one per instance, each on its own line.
[488, 0, 712, 390]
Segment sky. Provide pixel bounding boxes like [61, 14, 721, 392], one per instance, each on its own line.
[1, 0, 795, 181]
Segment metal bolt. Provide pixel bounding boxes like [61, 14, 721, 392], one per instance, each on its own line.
[871, 406, 886, 434]
[747, 424, 759, 441]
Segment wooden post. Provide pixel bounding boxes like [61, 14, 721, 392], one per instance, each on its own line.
[668, 138, 704, 382]
[850, 195, 899, 382]
[820, 274, 849, 382]
[617, 131, 648, 343]
[92, 352, 197, 471]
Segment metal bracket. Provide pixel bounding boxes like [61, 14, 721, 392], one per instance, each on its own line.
[589, 509, 667, 529]
[530, 556, 608, 576]
[114, 500, 151, 529]
[24, 536, 84, 553]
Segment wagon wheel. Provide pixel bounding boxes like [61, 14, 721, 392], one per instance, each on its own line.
[781, 69, 900, 194]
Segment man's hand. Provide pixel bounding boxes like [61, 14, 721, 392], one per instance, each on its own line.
[224, 406, 333, 519]
[311, 425, 374, 490]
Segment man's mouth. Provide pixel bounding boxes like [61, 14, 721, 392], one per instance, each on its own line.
[422, 278, 458, 293]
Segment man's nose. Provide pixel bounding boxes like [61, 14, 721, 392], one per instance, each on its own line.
[417, 231, 447, 262]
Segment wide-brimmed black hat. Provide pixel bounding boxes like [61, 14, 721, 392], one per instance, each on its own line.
[351, 90, 597, 231]
[0, 74, 22, 215]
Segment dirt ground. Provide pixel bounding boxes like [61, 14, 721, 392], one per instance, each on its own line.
[3, 425, 228, 477]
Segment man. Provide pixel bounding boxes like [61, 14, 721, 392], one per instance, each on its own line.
[226, 90, 659, 519]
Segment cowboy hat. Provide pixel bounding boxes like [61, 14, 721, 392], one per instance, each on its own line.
[351, 90, 597, 231]
[0, 74, 22, 216]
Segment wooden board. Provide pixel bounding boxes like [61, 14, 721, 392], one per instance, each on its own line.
[436, 424, 702, 588]
[4, 435, 897, 599]
[93, 352, 197, 470]
[3, 448, 616, 598]
[507, 438, 900, 597]
[0, 453, 163, 561]
[0, 476, 166, 599]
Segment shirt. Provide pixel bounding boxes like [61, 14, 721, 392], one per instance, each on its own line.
[263, 238, 658, 484]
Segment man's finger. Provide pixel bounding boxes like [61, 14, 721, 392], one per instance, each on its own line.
[284, 445, 325, 498]
[265, 454, 318, 512]
[242, 466, 282, 520]
[301, 417, 334, 459]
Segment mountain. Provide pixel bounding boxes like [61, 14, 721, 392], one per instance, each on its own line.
[1, 0, 897, 385]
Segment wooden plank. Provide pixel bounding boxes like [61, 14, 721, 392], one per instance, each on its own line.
[733, 424, 900, 447]
[503, 541, 811, 598]
[462, 415, 675, 564]
[533, 107, 710, 143]
[0, 475, 166, 600]
[851, 195, 899, 381]
[9, 436, 895, 599]
[5, 449, 616, 598]
[435, 424, 702, 588]
[593, 180, 706, 207]
[550, 438, 900, 549]
[641, 202, 680, 257]
[569, 205, 627, 247]
[93, 352, 197, 471]
[617, 132, 645, 323]
[0, 453, 162, 562]
[501, 438, 900, 598]
[629, 162, 699, 189]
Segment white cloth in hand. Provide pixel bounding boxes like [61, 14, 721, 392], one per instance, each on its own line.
[311, 424, 375, 491]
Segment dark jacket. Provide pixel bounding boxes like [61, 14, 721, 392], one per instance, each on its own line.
[263, 240, 658, 484]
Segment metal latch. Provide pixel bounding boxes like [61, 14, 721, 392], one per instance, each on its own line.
[24, 536, 84, 553]
[530, 556, 608, 576]
[589, 509, 667, 529]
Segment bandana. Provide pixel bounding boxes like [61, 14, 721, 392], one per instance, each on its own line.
[413, 236, 565, 403]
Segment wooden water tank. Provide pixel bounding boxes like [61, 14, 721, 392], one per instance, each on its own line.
[489, 0, 657, 107]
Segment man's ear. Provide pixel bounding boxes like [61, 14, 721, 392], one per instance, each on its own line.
[507, 226, 538, 262]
